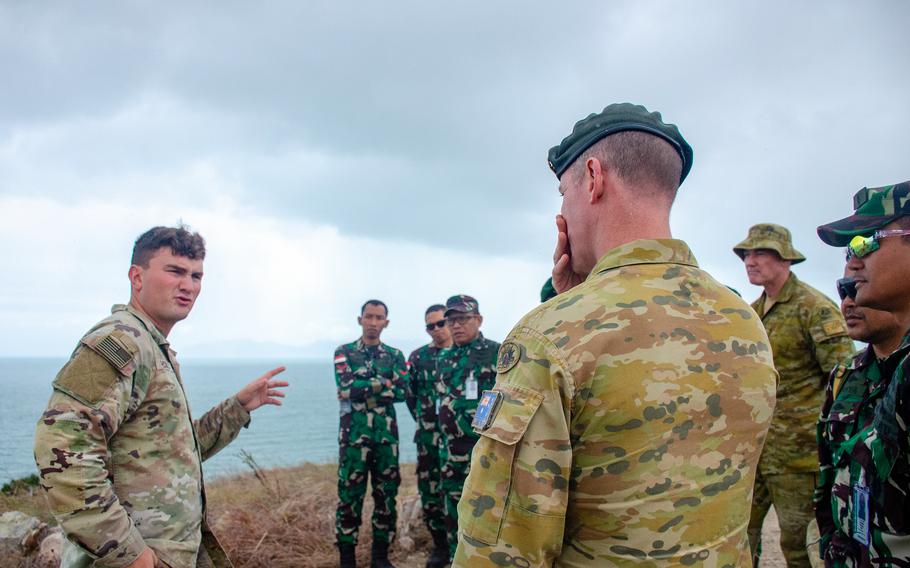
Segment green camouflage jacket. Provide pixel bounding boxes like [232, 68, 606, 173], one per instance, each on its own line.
[406, 343, 448, 444]
[454, 239, 778, 567]
[435, 333, 500, 458]
[334, 339, 407, 446]
[752, 273, 856, 474]
[34, 304, 249, 568]
[815, 336, 910, 565]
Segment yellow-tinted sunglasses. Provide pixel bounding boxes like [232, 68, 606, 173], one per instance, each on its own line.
[846, 229, 910, 259]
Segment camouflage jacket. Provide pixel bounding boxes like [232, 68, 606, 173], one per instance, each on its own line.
[406, 343, 448, 444]
[334, 339, 407, 446]
[752, 273, 856, 474]
[33, 304, 249, 568]
[454, 239, 778, 567]
[815, 337, 910, 565]
[435, 333, 500, 458]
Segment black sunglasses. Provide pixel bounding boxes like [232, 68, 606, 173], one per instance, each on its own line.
[425, 321, 447, 331]
[836, 277, 857, 301]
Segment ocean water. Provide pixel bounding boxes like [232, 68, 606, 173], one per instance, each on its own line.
[0, 358, 416, 484]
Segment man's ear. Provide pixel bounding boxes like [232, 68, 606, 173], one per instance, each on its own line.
[357, 315, 363, 326]
[382, 319, 390, 329]
[128, 264, 143, 292]
[477, 315, 484, 327]
[586, 157, 606, 204]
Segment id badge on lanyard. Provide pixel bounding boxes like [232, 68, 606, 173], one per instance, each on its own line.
[852, 473, 870, 547]
[465, 371, 478, 400]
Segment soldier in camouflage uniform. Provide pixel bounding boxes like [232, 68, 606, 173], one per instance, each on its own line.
[734, 223, 856, 567]
[334, 299, 408, 568]
[435, 294, 500, 561]
[814, 182, 910, 565]
[33, 226, 289, 568]
[405, 304, 453, 568]
[454, 103, 778, 567]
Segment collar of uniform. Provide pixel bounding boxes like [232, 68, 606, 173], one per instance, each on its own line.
[113, 303, 169, 347]
[356, 338, 385, 351]
[752, 272, 799, 315]
[589, 238, 698, 279]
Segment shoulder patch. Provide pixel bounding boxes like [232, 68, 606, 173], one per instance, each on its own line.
[823, 320, 846, 336]
[83, 331, 136, 373]
[53, 347, 125, 408]
[496, 341, 521, 374]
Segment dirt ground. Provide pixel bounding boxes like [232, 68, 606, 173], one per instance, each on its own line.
[759, 507, 787, 567]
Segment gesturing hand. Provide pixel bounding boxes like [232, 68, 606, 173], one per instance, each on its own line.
[552, 214, 586, 294]
[236, 366, 289, 412]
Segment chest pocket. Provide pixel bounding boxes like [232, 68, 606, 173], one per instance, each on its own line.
[460, 383, 543, 545]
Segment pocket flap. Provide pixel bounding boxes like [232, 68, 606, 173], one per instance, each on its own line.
[477, 383, 543, 446]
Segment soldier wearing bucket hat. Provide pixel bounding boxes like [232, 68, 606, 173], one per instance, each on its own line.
[733, 223, 855, 568]
[813, 181, 910, 566]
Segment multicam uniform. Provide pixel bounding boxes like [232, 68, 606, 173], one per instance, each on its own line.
[435, 333, 500, 559]
[747, 273, 856, 567]
[33, 304, 248, 568]
[334, 340, 408, 547]
[815, 336, 910, 565]
[405, 343, 448, 537]
[454, 239, 778, 567]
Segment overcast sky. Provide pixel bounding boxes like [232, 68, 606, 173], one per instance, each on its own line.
[1, 1, 907, 358]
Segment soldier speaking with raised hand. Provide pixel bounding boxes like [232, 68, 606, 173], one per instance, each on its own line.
[33, 225, 288, 568]
[733, 223, 855, 567]
[453, 103, 778, 566]
[334, 300, 408, 568]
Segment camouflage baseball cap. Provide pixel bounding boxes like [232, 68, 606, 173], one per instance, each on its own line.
[445, 294, 479, 317]
[817, 181, 910, 246]
[733, 223, 806, 264]
[547, 102, 693, 183]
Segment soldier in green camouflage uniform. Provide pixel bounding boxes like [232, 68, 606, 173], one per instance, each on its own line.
[33, 226, 288, 568]
[435, 294, 500, 561]
[814, 182, 910, 565]
[454, 103, 778, 566]
[335, 299, 408, 568]
[405, 304, 452, 568]
[734, 223, 856, 567]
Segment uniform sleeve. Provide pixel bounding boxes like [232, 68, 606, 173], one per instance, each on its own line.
[334, 346, 379, 402]
[814, 366, 839, 557]
[33, 345, 148, 568]
[194, 396, 251, 461]
[454, 332, 571, 567]
[404, 351, 419, 420]
[808, 305, 856, 379]
[389, 350, 408, 403]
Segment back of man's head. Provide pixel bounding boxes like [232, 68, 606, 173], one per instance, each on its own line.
[131, 225, 206, 267]
[569, 131, 683, 202]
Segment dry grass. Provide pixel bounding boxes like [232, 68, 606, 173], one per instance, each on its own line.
[2, 464, 786, 567]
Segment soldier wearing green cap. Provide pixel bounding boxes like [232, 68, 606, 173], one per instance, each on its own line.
[814, 181, 910, 566]
[453, 103, 777, 566]
[733, 223, 855, 567]
[434, 294, 499, 562]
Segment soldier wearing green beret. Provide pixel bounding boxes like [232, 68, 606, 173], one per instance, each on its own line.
[33, 226, 289, 568]
[454, 103, 777, 566]
[814, 182, 910, 566]
[733, 224, 856, 568]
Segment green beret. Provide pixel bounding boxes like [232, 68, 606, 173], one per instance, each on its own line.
[547, 103, 693, 183]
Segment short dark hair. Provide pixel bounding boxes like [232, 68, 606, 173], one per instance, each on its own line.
[425, 304, 446, 316]
[131, 225, 206, 267]
[571, 131, 682, 199]
[361, 299, 388, 316]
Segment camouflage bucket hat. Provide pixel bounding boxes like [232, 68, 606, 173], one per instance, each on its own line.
[445, 294, 480, 317]
[733, 223, 806, 264]
[817, 181, 910, 246]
